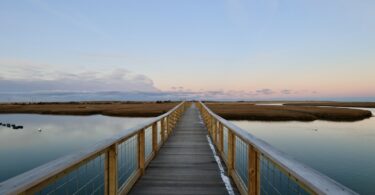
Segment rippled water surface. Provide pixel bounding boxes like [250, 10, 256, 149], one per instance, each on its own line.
[0, 114, 148, 182]
[232, 108, 375, 194]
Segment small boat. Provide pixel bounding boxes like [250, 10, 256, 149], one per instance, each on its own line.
[38, 128, 42, 132]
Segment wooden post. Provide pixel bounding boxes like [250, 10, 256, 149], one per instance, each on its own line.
[206, 113, 209, 126]
[213, 119, 216, 141]
[215, 120, 220, 145]
[248, 145, 259, 195]
[177, 108, 181, 119]
[166, 116, 170, 136]
[138, 129, 145, 175]
[170, 113, 174, 133]
[219, 123, 223, 152]
[206, 112, 213, 136]
[208, 116, 212, 135]
[105, 144, 117, 195]
[206, 113, 211, 130]
[170, 114, 173, 133]
[161, 118, 166, 142]
[203, 111, 207, 125]
[152, 122, 158, 153]
[228, 130, 235, 177]
[164, 117, 168, 140]
[172, 113, 174, 129]
[213, 119, 217, 143]
[172, 112, 176, 129]
[173, 112, 177, 128]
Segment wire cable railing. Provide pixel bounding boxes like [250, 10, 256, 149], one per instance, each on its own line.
[0, 102, 187, 195]
[197, 102, 357, 195]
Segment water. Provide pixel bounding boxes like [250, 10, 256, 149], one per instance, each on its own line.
[232, 108, 375, 194]
[0, 114, 148, 182]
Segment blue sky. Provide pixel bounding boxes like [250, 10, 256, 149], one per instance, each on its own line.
[1, 0, 375, 101]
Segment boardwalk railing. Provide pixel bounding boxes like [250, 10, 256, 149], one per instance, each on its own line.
[197, 102, 357, 195]
[0, 102, 188, 195]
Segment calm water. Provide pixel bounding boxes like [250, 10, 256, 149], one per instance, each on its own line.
[0, 114, 148, 182]
[232, 108, 375, 194]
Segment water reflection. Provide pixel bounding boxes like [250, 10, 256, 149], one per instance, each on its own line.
[0, 114, 148, 182]
[232, 108, 375, 194]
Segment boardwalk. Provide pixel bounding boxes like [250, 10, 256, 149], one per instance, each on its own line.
[130, 105, 237, 195]
[0, 102, 356, 195]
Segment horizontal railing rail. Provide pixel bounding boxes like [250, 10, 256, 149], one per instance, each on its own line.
[0, 102, 188, 195]
[197, 102, 357, 195]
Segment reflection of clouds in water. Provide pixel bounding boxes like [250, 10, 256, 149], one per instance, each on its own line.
[0, 114, 148, 148]
[232, 113, 375, 194]
[0, 114, 149, 182]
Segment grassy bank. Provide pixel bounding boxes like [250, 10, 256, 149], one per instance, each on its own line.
[0, 101, 178, 117]
[206, 102, 372, 121]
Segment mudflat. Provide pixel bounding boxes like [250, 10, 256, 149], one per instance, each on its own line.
[205, 102, 372, 121]
[0, 102, 178, 117]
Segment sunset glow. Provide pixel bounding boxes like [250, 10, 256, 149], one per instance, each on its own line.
[1, 0, 374, 101]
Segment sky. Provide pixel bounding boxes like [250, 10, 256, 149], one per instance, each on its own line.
[1, 0, 375, 101]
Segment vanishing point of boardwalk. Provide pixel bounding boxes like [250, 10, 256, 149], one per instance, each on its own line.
[130, 105, 238, 195]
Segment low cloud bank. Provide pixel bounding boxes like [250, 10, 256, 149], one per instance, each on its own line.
[0, 69, 158, 93]
[0, 89, 349, 102]
[0, 88, 373, 102]
[0, 66, 365, 102]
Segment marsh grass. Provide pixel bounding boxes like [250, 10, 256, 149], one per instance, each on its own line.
[0, 101, 178, 117]
[206, 102, 372, 121]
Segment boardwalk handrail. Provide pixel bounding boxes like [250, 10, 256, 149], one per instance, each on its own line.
[197, 102, 357, 195]
[0, 102, 188, 195]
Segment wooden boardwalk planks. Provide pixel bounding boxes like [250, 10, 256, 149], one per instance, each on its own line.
[129, 105, 238, 195]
